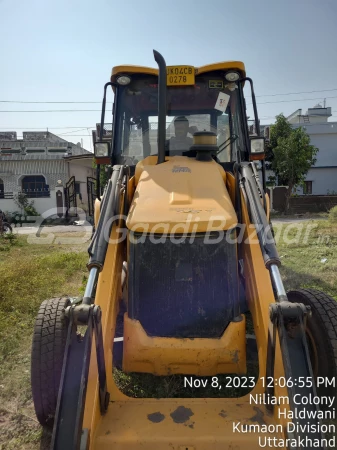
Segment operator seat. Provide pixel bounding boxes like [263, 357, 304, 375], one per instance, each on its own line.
[165, 136, 193, 156]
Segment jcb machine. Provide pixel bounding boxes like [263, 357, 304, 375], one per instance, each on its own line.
[31, 51, 337, 449]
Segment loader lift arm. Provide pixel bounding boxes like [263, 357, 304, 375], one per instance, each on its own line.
[239, 162, 326, 449]
[50, 165, 129, 450]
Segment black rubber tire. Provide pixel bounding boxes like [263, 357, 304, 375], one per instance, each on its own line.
[31, 297, 70, 426]
[287, 289, 337, 407]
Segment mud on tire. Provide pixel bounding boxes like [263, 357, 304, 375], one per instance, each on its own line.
[31, 297, 70, 426]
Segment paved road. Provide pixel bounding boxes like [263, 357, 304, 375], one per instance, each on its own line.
[11, 217, 324, 235]
[13, 225, 93, 235]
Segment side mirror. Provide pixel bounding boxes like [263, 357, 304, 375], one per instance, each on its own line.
[94, 142, 111, 164]
[249, 136, 265, 160]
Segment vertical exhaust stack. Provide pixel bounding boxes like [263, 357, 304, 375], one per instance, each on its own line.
[153, 50, 167, 164]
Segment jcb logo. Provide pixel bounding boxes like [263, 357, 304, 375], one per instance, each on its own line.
[172, 166, 191, 173]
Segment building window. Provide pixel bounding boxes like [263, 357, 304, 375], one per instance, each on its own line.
[22, 176, 49, 198]
[0, 178, 4, 199]
[303, 181, 313, 195]
[1, 149, 21, 154]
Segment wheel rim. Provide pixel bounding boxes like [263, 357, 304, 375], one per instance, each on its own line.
[306, 328, 318, 377]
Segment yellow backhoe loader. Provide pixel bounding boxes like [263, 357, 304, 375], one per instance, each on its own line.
[31, 50, 337, 450]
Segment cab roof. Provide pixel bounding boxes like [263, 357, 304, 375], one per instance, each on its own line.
[111, 61, 246, 82]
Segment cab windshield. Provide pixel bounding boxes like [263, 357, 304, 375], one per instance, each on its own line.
[113, 72, 247, 165]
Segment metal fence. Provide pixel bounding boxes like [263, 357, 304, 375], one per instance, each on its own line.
[0, 189, 50, 199]
[21, 188, 50, 198]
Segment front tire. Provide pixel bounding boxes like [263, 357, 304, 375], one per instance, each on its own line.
[287, 289, 337, 407]
[31, 297, 70, 426]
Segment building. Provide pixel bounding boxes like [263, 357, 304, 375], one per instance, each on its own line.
[0, 131, 95, 217]
[258, 104, 337, 195]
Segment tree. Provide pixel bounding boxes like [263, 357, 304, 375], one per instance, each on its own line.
[266, 114, 318, 212]
[92, 161, 110, 193]
[13, 192, 39, 216]
[265, 114, 292, 180]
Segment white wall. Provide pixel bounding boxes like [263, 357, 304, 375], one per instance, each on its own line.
[68, 162, 95, 204]
[307, 133, 337, 166]
[0, 199, 16, 214]
[305, 168, 337, 195]
[0, 190, 57, 215]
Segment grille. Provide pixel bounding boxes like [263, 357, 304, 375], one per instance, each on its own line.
[128, 231, 239, 338]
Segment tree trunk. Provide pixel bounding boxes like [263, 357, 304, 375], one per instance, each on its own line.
[285, 184, 293, 214]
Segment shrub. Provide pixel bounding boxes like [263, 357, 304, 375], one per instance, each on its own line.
[328, 205, 337, 223]
[13, 193, 39, 216]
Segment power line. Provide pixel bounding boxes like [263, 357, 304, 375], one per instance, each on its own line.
[252, 88, 337, 98]
[1, 95, 337, 113]
[0, 110, 102, 113]
[2, 87, 337, 103]
[248, 95, 337, 106]
[10, 115, 337, 137]
[0, 126, 95, 129]
[57, 128, 92, 135]
[0, 101, 106, 104]
[3, 112, 337, 129]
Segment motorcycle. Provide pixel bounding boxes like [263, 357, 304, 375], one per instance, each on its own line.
[0, 210, 13, 234]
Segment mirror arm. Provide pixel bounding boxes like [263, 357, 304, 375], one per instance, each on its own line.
[100, 82, 112, 141]
[240, 77, 260, 137]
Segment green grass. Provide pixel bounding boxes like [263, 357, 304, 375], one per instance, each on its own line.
[0, 222, 336, 448]
[113, 362, 259, 399]
[0, 233, 88, 450]
[274, 220, 337, 299]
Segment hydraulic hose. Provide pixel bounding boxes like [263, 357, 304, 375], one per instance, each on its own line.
[87, 165, 123, 271]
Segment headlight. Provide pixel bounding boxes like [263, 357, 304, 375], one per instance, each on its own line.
[225, 71, 240, 82]
[94, 142, 110, 157]
[250, 137, 265, 154]
[116, 75, 131, 85]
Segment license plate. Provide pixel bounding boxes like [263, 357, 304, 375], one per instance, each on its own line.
[167, 66, 195, 86]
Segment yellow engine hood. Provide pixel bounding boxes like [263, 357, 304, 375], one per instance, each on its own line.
[126, 156, 237, 233]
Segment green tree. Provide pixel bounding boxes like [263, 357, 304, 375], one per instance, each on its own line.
[267, 114, 318, 212]
[92, 162, 110, 193]
[265, 114, 292, 179]
[13, 192, 39, 216]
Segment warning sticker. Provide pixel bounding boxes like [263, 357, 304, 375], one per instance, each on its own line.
[214, 92, 230, 112]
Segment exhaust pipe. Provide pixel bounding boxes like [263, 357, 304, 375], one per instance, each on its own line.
[153, 50, 167, 164]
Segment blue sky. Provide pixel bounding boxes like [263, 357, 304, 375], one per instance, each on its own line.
[1, 0, 337, 151]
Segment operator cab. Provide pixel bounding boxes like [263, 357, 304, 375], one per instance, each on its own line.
[107, 65, 250, 167]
